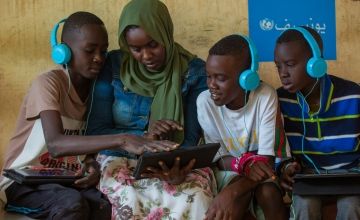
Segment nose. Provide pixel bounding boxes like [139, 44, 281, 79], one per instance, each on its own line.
[207, 76, 217, 89]
[93, 52, 105, 64]
[278, 65, 289, 78]
[142, 48, 153, 61]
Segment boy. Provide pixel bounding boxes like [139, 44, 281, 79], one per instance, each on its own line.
[0, 11, 177, 220]
[275, 26, 360, 219]
[197, 34, 288, 220]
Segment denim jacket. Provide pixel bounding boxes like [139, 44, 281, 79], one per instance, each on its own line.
[86, 50, 208, 158]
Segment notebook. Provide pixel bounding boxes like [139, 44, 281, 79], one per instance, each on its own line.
[3, 167, 82, 185]
[133, 143, 220, 180]
[293, 172, 360, 195]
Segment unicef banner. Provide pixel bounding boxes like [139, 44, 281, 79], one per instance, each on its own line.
[248, 0, 336, 62]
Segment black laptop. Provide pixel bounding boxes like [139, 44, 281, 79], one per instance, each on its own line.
[3, 167, 82, 185]
[293, 172, 360, 195]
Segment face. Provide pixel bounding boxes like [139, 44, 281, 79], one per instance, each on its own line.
[67, 24, 108, 80]
[274, 41, 316, 93]
[206, 55, 247, 110]
[125, 27, 166, 71]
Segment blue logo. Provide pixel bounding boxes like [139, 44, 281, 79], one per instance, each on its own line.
[249, 0, 336, 61]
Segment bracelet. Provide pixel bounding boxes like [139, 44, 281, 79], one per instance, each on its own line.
[283, 162, 294, 173]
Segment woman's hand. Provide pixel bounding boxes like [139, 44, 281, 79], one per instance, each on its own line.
[74, 158, 100, 188]
[145, 120, 183, 140]
[121, 134, 179, 155]
[280, 161, 301, 191]
[140, 157, 196, 185]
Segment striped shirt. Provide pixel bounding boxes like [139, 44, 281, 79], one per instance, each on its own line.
[277, 75, 360, 169]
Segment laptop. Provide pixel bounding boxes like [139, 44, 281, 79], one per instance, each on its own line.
[293, 172, 360, 195]
[3, 167, 82, 185]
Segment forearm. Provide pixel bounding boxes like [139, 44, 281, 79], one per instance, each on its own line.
[217, 156, 234, 171]
[47, 133, 130, 157]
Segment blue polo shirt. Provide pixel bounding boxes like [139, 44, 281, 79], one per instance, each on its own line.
[278, 75, 360, 169]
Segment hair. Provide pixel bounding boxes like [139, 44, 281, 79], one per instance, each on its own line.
[61, 11, 104, 42]
[209, 34, 251, 69]
[276, 26, 324, 56]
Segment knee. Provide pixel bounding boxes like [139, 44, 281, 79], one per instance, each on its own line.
[52, 189, 90, 219]
[255, 182, 283, 205]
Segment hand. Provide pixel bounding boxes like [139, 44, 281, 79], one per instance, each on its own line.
[280, 161, 301, 191]
[204, 178, 253, 220]
[246, 161, 275, 183]
[141, 157, 196, 185]
[74, 159, 100, 188]
[145, 120, 183, 140]
[122, 134, 179, 155]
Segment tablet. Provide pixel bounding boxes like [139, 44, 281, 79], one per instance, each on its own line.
[3, 167, 82, 185]
[293, 172, 360, 195]
[133, 143, 220, 180]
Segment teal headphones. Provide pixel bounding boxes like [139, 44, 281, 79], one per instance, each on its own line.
[290, 27, 327, 78]
[50, 19, 71, 65]
[238, 35, 260, 91]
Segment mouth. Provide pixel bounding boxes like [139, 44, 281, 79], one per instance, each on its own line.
[210, 90, 221, 101]
[144, 62, 158, 70]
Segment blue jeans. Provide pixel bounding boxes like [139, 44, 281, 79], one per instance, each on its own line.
[290, 194, 360, 220]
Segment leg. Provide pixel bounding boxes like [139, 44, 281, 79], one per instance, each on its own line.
[336, 195, 360, 220]
[80, 187, 112, 220]
[5, 182, 90, 220]
[255, 182, 287, 220]
[291, 194, 322, 220]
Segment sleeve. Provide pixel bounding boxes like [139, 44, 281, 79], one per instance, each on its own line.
[182, 61, 208, 146]
[86, 51, 122, 135]
[25, 73, 61, 119]
[196, 91, 231, 162]
[257, 86, 278, 156]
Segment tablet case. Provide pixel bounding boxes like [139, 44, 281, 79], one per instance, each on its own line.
[293, 173, 360, 195]
[133, 143, 220, 180]
[3, 168, 82, 185]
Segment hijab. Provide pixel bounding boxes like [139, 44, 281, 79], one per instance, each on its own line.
[118, 0, 195, 143]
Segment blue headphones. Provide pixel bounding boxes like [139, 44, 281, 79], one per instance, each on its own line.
[290, 27, 327, 78]
[50, 19, 71, 65]
[238, 35, 260, 91]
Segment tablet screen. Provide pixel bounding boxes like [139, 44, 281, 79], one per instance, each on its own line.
[133, 143, 220, 179]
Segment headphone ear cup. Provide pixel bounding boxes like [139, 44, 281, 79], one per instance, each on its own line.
[51, 43, 71, 65]
[307, 57, 327, 78]
[239, 69, 260, 91]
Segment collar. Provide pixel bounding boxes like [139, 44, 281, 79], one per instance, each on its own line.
[296, 75, 334, 115]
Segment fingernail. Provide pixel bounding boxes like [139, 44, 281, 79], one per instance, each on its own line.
[159, 161, 163, 165]
[176, 157, 180, 160]
[163, 172, 169, 176]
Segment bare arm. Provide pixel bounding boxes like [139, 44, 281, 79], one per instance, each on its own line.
[41, 110, 178, 158]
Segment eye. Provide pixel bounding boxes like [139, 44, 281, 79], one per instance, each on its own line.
[148, 41, 159, 48]
[84, 48, 95, 53]
[286, 61, 295, 67]
[130, 47, 141, 53]
[216, 75, 226, 82]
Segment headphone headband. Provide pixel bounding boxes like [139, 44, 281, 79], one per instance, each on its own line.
[290, 27, 321, 59]
[50, 19, 67, 48]
[241, 36, 259, 72]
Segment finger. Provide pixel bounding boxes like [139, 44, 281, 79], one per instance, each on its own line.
[215, 210, 224, 220]
[172, 157, 181, 171]
[182, 158, 196, 174]
[162, 120, 183, 131]
[257, 162, 275, 178]
[145, 140, 179, 152]
[158, 161, 170, 173]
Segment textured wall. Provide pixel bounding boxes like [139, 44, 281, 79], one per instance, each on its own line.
[1, 0, 359, 167]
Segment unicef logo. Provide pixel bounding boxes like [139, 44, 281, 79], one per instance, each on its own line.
[259, 18, 274, 31]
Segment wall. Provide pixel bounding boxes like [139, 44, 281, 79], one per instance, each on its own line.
[1, 0, 359, 167]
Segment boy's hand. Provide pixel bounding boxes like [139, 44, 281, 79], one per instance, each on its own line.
[204, 178, 254, 220]
[246, 161, 275, 182]
[146, 120, 183, 140]
[122, 134, 179, 155]
[74, 159, 100, 188]
[140, 157, 195, 185]
[280, 161, 301, 191]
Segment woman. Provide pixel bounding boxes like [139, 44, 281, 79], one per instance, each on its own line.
[86, 0, 216, 219]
